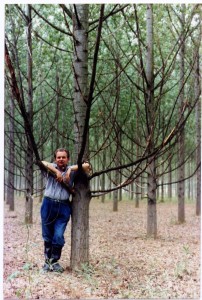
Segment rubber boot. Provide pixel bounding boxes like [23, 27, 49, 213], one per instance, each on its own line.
[50, 246, 64, 273]
[42, 242, 52, 272]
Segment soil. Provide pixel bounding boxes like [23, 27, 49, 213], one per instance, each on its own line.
[4, 197, 200, 299]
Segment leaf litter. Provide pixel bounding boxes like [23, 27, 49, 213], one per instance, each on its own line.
[4, 197, 200, 299]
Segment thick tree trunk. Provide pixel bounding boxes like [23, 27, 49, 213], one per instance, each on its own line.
[71, 4, 90, 270]
[178, 5, 185, 223]
[71, 171, 91, 268]
[146, 4, 157, 238]
[72, 4, 89, 160]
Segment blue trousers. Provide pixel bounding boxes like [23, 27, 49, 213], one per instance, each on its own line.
[41, 197, 71, 249]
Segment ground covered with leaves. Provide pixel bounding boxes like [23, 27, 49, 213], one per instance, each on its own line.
[4, 197, 200, 299]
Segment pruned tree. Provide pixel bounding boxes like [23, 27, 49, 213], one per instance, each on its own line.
[5, 3, 201, 269]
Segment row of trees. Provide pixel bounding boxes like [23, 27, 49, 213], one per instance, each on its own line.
[5, 4, 201, 269]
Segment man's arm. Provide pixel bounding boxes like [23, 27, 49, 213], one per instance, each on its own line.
[41, 161, 91, 183]
[68, 162, 91, 172]
[65, 162, 91, 183]
[41, 161, 63, 182]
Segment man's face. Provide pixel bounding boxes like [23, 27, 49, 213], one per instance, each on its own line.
[55, 151, 69, 170]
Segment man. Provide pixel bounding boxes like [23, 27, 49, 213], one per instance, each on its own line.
[41, 148, 90, 272]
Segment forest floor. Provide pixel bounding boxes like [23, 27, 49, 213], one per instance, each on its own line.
[4, 197, 201, 300]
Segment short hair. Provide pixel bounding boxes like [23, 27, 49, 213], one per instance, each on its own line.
[54, 148, 70, 159]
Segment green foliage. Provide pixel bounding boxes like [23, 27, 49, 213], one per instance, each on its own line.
[7, 270, 21, 281]
[175, 245, 191, 279]
[22, 262, 33, 270]
[5, 4, 200, 194]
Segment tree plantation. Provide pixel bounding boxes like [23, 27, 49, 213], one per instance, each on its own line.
[4, 3, 201, 298]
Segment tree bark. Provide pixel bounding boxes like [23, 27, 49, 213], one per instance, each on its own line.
[146, 4, 157, 238]
[101, 149, 106, 203]
[25, 4, 33, 224]
[6, 97, 15, 211]
[195, 48, 201, 216]
[135, 109, 140, 207]
[113, 59, 121, 211]
[71, 4, 90, 270]
[71, 171, 91, 268]
[168, 151, 172, 199]
[178, 5, 186, 224]
[72, 4, 89, 160]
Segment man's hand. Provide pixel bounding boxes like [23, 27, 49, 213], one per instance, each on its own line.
[63, 162, 92, 183]
[55, 170, 63, 182]
[41, 160, 63, 182]
[82, 162, 92, 174]
[64, 168, 71, 184]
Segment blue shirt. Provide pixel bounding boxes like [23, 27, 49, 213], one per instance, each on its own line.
[44, 163, 75, 201]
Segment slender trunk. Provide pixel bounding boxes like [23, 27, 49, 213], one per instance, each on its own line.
[146, 4, 157, 238]
[101, 149, 106, 203]
[187, 161, 191, 200]
[141, 172, 145, 199]
[118, 132, 122, 202]
[39, 88, 44, 203]
[113, 129, 120, 211]
[113, 57, 121, 210]
[178, 5, 185, 223]
[130, 127, 134, 201]
[160, 162, 164, 202]
[113, 188, 118, 211]
[195, 48, 201, 216]
[100, 121, 106, 203]
[168, 152, 172, 199]
[56, 72, 60, 149]
[135, 112, 140, 207]
[7, 97, 15, 211]
[25, 4, 33, 224]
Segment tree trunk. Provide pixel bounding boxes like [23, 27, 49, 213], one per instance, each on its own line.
[135, 112, 140, 207]
[101, 149, 106, 203]
[72, 5, 89, 160]
[160, 162, 164, 203]
[25, 4, 33, 224]
[56, 72, 60, 149]
[168, 152, 172, 199]
[113, 61, 121, 210]
[71, 171, 91, 268]
[130, 128, 134, 201]
[113, 127, 120, 211]
[71, 4, 90, 270]
[195, 48, 201, 216]
[187, 160, 191, 200]
[178, 5, 185, 223]
[146, 4, 157, 238]
[7, 97, 15, 211]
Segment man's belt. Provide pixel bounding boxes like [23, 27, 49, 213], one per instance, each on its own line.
[45, 196, 70, 204]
